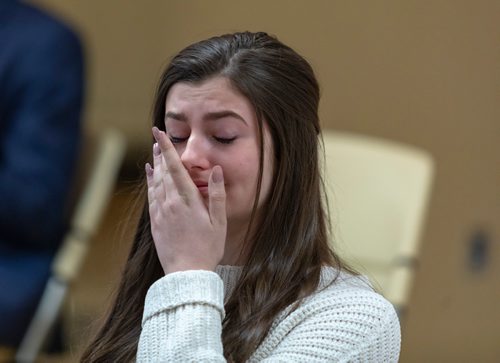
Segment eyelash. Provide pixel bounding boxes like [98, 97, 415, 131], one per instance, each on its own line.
[169, 136, 236, 145]
[214, 136, 236, 144]
[169, 136, 187, 144]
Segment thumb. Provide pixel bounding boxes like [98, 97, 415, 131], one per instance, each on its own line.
[208, 165, 227, 227]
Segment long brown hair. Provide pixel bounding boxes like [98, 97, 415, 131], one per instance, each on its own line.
[81, 31, 353, 362]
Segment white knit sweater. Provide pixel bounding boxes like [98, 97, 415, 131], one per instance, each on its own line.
[137, 265, 401, 362]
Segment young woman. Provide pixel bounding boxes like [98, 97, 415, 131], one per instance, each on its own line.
[82, 31, 401, 362]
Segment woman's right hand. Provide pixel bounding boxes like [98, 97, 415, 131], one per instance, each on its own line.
[145, 127, 227, 275]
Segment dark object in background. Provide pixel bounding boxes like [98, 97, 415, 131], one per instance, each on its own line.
[468, 229, 490, 272]
[0, 0, 84, 347]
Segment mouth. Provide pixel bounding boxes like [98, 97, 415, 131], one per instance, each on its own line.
[194, 181, 209, 195]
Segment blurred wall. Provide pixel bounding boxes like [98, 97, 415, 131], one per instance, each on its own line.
[30, 0, 500, 361]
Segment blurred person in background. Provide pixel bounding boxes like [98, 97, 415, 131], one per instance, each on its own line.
[0, 0, 84, 347]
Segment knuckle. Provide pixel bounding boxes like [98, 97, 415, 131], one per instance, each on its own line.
[153, 174, 163, 185]
[169, 165, 182, 177]
[211, 193, 226, 203]
[179, 192, 190, 204]
[162, 198, 179, 212]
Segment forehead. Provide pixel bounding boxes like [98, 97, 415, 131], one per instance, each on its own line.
[165, 77, 253, 114]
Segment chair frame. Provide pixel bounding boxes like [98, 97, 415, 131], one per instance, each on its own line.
[15, 129, 126, 362]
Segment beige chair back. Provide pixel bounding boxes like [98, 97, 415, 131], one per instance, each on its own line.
[322, 130, 434, 309]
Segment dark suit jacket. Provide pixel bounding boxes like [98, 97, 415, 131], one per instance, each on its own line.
[0, 0, 84, 346]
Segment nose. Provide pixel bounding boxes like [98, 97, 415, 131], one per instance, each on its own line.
[179, 135, 211, 171]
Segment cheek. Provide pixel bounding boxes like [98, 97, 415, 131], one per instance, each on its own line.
[173, 144, 185, 158]
[228, 149, 273, 197]
[223, 158, 260, 201]
[229, 160, 259, 186]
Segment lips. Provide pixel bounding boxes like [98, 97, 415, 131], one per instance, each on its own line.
[193, 180, 208, 188]
[192, 180, 209, 195]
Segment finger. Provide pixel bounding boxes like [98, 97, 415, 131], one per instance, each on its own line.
[208, 165, 227, 228]
[152, 126, 195, 198]
[152, 142, 166, 201]
[145, 162, 156, 206]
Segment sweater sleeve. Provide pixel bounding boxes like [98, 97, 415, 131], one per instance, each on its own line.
[137, 271, 401, 362]
[137, 270, 226, 362]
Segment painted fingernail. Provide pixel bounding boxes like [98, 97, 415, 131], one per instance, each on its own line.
[153, 143, 161, 156]
[145, 163, 153, 176]
[212, 166, 223, 183]
[152, 126, 161, 140]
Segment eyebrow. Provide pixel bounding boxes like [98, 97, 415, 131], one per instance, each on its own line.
[165, 110, 248, 126]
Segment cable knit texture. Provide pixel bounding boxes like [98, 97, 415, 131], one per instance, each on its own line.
[137, 266, 401, 362]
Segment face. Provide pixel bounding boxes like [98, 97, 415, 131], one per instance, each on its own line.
[164, 76, 274, 230]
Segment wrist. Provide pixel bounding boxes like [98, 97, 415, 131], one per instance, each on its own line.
[163, 262, 217, 275]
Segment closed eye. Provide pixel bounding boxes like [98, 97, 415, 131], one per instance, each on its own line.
[214, 136, 236, 144]
[169, 136, 188, 144]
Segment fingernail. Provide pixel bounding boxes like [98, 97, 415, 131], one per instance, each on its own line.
[145, 163, 153, 176]
[153, 143, 161, 156]
[212, 166, 223, 183]
[152, 126, 161, 140]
